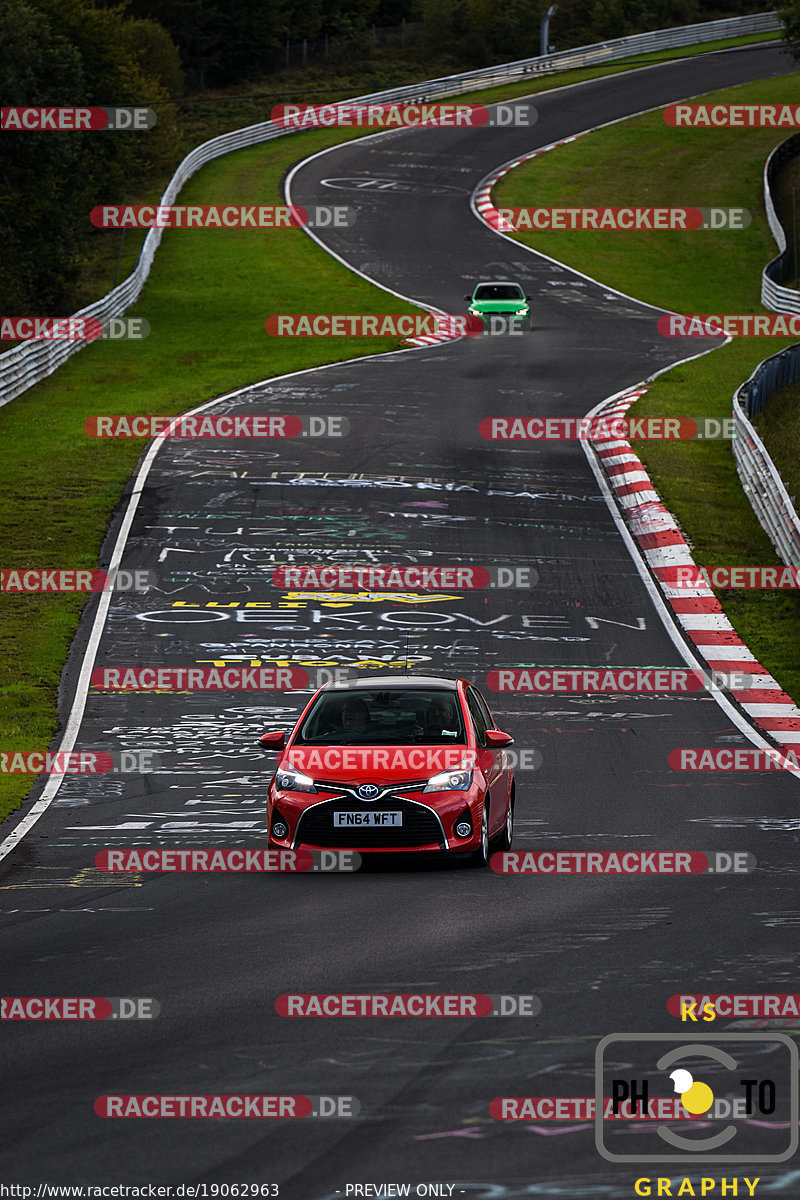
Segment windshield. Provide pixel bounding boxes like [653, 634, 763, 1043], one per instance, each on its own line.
[474, 284, 524, 300]
[294, 689, 466, 745]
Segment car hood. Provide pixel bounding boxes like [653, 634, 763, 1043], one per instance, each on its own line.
[280, 743, 475, 785]
[471, 299, 528, 312]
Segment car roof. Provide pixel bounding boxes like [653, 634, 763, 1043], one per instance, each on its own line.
[474, 280, 522, 286]
[322, 675, 461, 692]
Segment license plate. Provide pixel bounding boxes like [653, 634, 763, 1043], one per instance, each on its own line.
[333, 811, 403, 827]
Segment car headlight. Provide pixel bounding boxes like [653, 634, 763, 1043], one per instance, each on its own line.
[275, 767, 317, 794]
[468, 306, 481, 315]
[423, 769, 473, 793]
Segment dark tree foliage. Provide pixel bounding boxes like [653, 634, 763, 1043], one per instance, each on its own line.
[104, 0, 775, 87]
[553, 0, 769, 49]
[0, 0, 182, 313]
[120, 0, 385, 84]
[0, 2, 86, 310]
[778, 1, 800, 58]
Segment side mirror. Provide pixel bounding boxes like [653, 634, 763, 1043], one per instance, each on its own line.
[486, 729, 514, 747]
[525, 295, 532, 302]
[464, 294, 472, 303]
[259, 730, 286, 749]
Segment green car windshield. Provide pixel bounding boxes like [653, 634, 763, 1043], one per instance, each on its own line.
[474, 285, 525, 301]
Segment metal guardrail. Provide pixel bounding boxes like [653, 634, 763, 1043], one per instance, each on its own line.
[738, 126, 800, 567]
[762, 131, 800, 313]
[0, 10, 782, 410]
[733, 346, 800, 565]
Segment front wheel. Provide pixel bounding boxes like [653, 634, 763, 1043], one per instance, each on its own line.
[494, 795, 514, 851]
[468, 804, 490, 867]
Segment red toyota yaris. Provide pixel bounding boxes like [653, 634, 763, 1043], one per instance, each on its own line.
[260, 676, 515, 866]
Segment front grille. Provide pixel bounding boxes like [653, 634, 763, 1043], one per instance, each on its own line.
[294, 795, 445, 849]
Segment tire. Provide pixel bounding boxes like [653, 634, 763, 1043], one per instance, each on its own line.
[468, 804, 490, 867]
[494, 794, 514, 852]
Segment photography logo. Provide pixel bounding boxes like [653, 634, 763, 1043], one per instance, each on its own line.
[668, 1067, 714, 1115]
[595, 1033, 798, 1163]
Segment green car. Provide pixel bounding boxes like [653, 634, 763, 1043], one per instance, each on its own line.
[465, 281, 532, 332]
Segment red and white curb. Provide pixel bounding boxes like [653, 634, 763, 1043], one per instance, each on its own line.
[474, 135, 588, 232]
[593, 388, 800, 751]
[471, 127, 800, 756]
[403, 327, 464, 348]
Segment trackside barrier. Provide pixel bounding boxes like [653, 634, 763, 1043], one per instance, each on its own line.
[737, 127, 800, 565]
[762, 131, 800, 314]
[733, 348, 800, 565]
[0, 11, 782, 410]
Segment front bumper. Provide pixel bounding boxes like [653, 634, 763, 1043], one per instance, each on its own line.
[269, 788, 482, 854]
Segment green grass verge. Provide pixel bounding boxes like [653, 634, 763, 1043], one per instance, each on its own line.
[0, 131, 424, 820]
[752, 378, 800, 505]
[0, 31, 787, 821]
[494, 72, 800, 703]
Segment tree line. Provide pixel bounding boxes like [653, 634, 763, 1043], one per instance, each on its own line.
[0, 0, 182, 313]
[117, 0, 773, 86]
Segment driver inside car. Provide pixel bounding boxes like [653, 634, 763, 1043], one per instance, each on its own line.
[339, 698, 372, 734]
[414, 696, 458, 738]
